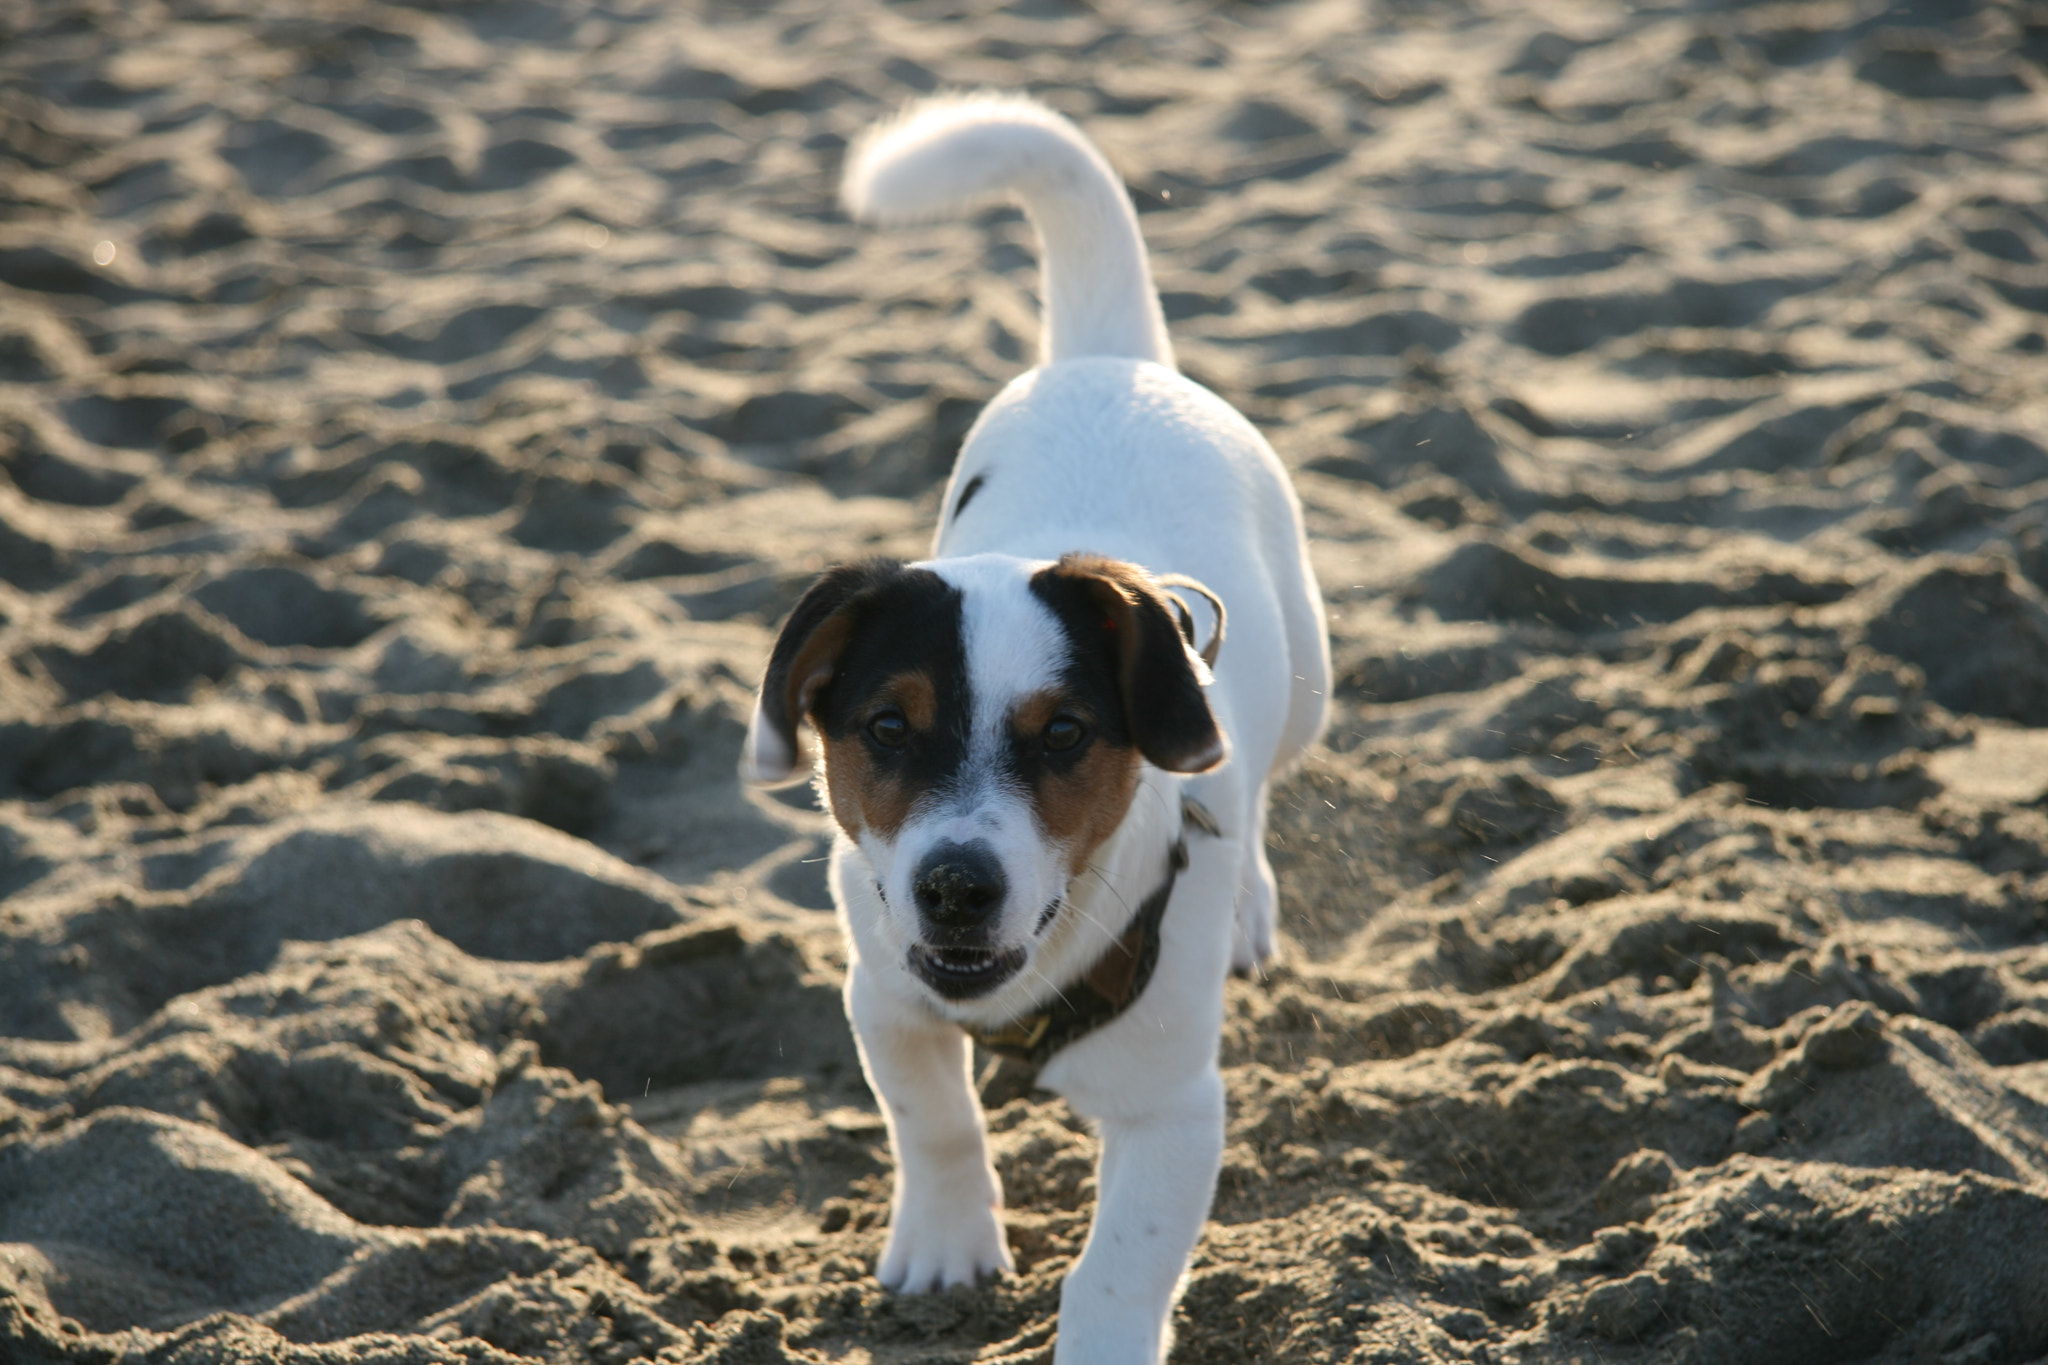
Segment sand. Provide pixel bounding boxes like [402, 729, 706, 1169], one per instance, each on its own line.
[4, 0, 2048, 1360]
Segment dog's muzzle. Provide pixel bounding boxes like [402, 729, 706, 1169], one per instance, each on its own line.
[908, 840, 1024, 998]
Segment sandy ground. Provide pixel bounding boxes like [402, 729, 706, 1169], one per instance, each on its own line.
[5, 0, 2048, 1361]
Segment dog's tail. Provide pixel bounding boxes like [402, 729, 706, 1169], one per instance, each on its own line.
[842, 93, 1173, 369]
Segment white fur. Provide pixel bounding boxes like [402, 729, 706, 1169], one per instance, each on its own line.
[843, 92, 1174, 368]
[738, 709, 794, 786]
[767, 94, 1330, 1365]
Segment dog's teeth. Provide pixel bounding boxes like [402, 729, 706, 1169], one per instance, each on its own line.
[908, 943, 1024, 992]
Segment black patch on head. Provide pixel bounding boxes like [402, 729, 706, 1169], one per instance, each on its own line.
[952, 472, 987, 521]
[805, 568, 973, 792]
[755, 559, 909, 772]
[1029, 554, 1225, 774]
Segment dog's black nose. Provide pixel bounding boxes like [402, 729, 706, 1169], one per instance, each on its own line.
[912, 841, 1007, 931]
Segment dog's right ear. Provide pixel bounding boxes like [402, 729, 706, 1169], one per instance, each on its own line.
[741, 559, 904, 785]
[1036, 553, 1228, 775]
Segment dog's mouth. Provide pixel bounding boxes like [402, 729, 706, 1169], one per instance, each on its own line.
[908, 943, 1026, 999]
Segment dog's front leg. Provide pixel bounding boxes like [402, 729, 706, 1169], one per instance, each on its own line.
[847, 960, 1013, 1292]
[1055, 1067, 1226, 1364]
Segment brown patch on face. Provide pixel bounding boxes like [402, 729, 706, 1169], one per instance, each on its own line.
[819, 670, 937, 842]
[885, 669, 937, 732]
[1012, 689, 1143, 877]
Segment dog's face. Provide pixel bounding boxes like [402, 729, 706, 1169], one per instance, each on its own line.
[743, 552, 1226, 1002]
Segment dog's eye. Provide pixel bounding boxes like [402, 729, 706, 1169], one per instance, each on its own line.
[867, 711, 909, 748]
[1044, 716, 1086, 752]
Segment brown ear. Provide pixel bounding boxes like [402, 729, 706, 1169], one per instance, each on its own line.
[1044, 553, 1227, 774]
[742, 560, 903, 784]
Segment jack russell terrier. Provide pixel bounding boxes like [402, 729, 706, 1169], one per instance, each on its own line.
[741, 92, 1330, 1364]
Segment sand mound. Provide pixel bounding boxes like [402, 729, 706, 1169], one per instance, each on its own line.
[5, 0, 2048, 1360]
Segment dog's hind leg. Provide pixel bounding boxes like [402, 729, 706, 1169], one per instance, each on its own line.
[847, 960, 1013, 1292]
[1230, 786, 1279, 975]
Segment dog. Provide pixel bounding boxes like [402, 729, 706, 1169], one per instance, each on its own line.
[741, 93, 1330, 1364]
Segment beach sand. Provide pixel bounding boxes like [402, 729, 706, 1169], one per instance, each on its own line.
[5, 0, 2048, 1360]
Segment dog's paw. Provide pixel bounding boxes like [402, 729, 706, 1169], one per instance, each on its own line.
[1229, 921, 1275, 976]
[877, 1203, 1013, 1293]
[1230, 851, 1278, 976]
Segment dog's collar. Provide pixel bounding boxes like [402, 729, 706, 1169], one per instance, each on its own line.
[963, 797, 1218, 1071]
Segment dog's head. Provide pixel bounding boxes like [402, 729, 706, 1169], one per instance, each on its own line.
[742, 552, 1225, 1002]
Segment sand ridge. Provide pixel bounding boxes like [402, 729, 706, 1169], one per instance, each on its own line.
[5, 0, 2048, 1360]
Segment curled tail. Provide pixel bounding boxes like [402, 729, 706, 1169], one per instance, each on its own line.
[842, 93, 1173, 369]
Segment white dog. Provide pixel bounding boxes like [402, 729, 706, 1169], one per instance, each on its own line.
[741, 93, 1329, 1364]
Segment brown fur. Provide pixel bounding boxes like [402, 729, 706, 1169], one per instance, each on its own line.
[1012, 689, 1143, 878]
[886, 669, 938, 732]
[820, 670, 936, 841]
[781, 612, 854, 773]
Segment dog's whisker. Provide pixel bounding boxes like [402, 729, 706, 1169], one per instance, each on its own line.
[1018, 958, 1078, 1014]
[1080, 860, 1128, 905]
[1074, 863, 1132, 929]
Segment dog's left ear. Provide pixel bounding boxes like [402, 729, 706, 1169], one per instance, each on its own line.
[742, 559, 903, 785]
[1041, 553, 1228, 774]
